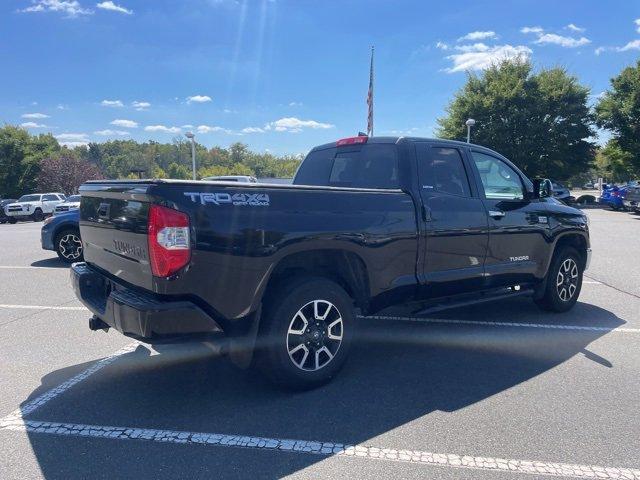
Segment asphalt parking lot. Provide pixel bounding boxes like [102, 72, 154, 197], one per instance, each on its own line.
[0, 208, 639, 480]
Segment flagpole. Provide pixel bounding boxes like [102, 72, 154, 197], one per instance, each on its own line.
[367, 45, 374, 137]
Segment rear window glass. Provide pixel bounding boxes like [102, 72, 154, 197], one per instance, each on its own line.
[295, 144, 399, 189]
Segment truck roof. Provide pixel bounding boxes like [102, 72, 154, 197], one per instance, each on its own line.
[309, 136, 494, 153]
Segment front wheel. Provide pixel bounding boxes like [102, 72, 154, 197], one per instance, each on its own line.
[535, 247, 583, 312]
[55, 229, 83, 263]
[32, 209, 44, 222]
[8, 218, 17, 224]
[257, 277, 354, 390]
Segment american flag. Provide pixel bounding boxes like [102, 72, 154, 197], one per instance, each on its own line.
[366, 46, 374, 136]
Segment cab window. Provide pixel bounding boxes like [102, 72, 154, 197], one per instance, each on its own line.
[471, 152, 524, 200]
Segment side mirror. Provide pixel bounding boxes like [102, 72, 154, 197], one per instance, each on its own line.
[532, 178, 553, 199]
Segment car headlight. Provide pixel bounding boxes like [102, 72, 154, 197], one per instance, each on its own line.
[582, 214, 590, 226]
[43, 216, 54, 226]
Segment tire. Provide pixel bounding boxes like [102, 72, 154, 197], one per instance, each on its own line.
[535, 247, 583, 313]
[55, 229, 83, 263]
[256, 277, 354, 390]
[8, 218, 17, 224]
[32, 208, 44, 222]
[0, 219, 6, 224]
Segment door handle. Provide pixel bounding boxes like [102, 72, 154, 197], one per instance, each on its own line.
[421, 205, 432, 222]
[489, 210, 505, 219]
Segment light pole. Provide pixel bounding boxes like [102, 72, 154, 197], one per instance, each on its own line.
[184, 132, 196, 180]
[465, 118, 476, 143]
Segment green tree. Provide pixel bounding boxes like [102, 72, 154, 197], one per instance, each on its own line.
[0, 125, 60, 197]
[594, 141, 634, 182]
[166, 162, 191, 179]
[437, 59, 594, 179]
[595, 60, 640, 177]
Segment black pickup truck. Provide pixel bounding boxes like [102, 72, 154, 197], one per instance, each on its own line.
[71, 136, 591, 388]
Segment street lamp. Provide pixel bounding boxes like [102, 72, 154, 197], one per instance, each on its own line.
[184, 132, 196, 180]
[465, 118, 476, 143]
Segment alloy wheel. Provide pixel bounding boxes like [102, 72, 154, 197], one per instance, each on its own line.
[59, 234, 83, 261]
[286, 300, 344, 372]
[556, 258, 579, 302]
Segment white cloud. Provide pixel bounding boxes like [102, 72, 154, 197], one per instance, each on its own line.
[266, 117, 334, 133]
[22, 112, 50, 119]
[520, 26, 544, 34]
[566, 23, 585, 33]
[458, 31, 497, 42]
[435, 41, 449, 50]
[288, 102, 303, 107]
[61, 141, 89, 148]
[94, 129, 129, 136]
[101, 99, 124, 107]
[534, 33, 590, 48]
[445, 44, 532, 73]
[241, 127, 265, 134]
[56, 133, 89, 142]
[196, 125, 231, 134]
[56, 104, 69, 110]
[96, 1, 132, 14]
[20, 122, 48, 128]
[131, 101, 150, 110]
[222, 109, 236, 114]
[181, 124, 194, 129]
[635, 18, 640, 33]
[144, 125, 181, 134]
[619, 39, 640, 52]
[19, 0, 93, 17]
[110, 119, 138, 128]
[455, 43, 490, 53]
[186, 95, 212, 104]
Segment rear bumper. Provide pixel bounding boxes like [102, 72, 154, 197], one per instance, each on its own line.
[71, 262, 222, 342]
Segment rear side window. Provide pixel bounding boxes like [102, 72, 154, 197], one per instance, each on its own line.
[43, 194, 59, 201]
[295, 144, 399, 189]
[422, 147, 471, 197]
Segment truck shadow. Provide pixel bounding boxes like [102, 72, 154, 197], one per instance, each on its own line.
[18, 298, 624, 479]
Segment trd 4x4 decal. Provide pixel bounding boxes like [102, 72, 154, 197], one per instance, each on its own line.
[184, 191, 270, 207]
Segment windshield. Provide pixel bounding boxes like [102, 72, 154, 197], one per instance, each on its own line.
[66, 195, 81, 202]
[17, 195, 41, 202]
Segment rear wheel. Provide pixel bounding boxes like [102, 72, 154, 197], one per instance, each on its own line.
[8, 218, 17, 224]
[55, 229, 83, 263]
[257, 277, 354, 390]
[535, 247, 583, 312]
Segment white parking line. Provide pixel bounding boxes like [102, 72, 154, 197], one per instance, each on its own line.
[0, 266, 64, 271]
[0, 342, 638, 479]
[0, 304, 86, 311]
[0, 419, 637, 478]
[362, 315, 640, 334]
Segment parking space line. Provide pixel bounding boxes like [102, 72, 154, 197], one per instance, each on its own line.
[362, 316, 640, 334]
[0, 266, 64, 270]
[0, 419, 638, 479]
[0, 304, 86, 311]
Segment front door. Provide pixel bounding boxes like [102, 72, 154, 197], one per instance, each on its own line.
[416, 143, 489, 296]
[468, 150, 550, 287]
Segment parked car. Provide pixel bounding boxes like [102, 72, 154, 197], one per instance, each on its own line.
[551, 181, 572, 204]
[4, 193, 66, 223]
[41, 209, 82, 263]
[599, 185, 627, 210]
[201, 175, 258, 183]
[624, 183, 640, 212]
[71, 136, 590, 389]
[54, 194, 81, 214]
[0, 199, 18, 224]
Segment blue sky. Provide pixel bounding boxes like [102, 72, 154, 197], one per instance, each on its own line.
[1, 0, 639, 154]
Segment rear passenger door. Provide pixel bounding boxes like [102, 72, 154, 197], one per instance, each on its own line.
[42, 194, 60, 213]
[415, 143, 489, 296]
[468, 150, 549, 286]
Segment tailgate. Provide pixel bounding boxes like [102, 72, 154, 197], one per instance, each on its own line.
[79, 182, 155, 290]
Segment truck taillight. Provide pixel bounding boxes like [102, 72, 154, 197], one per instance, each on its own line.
[336, 136, 368, 147]
[148, 204, 191, 277]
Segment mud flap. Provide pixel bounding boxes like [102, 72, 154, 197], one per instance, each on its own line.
[227, 306, 261, 369]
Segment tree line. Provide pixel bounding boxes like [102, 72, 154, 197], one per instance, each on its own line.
[0, 130, 302, 198]
[1, 58, 639, 198]
[437, 59, 640, 184]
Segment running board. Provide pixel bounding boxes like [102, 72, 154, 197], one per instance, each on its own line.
[412, 287, 534, 316]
